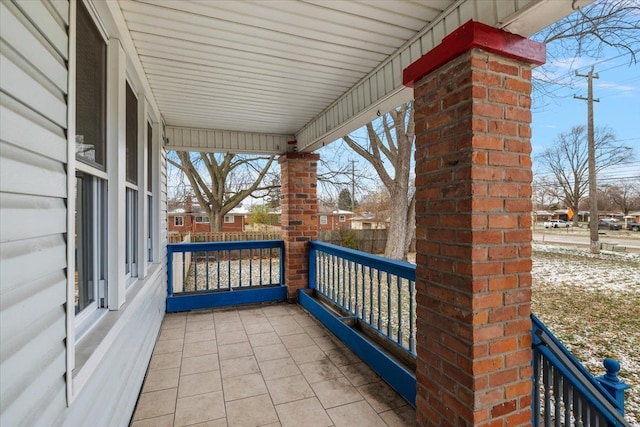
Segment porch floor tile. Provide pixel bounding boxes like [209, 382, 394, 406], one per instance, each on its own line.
[131, 303, 414, 426]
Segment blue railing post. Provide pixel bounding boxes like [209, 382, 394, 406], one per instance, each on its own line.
[596, 358, 630, 415]
[308, 242, 316, 290]
[167, 245, 174, 297]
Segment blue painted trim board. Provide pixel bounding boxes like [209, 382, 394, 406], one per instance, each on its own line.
[166, 286, 288, 312]
[298, 290, 416, 407]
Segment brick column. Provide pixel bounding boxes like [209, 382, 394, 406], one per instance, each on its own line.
[404, 21, 545, 426]
[279, 152, 319, 302]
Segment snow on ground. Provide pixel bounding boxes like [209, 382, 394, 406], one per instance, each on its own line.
[532, 244, 640, 425]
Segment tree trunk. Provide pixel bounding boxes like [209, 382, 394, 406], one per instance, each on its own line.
[209, 211, 222, 232]
[403, 194, 416, 260]
[384, 185, 409, 260]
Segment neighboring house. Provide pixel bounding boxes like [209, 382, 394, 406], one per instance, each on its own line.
[318, 207, 353, 231]
[168, 200, 247, 232]
[350, 214, 389, 230]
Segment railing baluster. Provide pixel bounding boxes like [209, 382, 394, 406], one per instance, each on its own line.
[259, 248, 263, 286]
[544, 358, 552, 427]
[205, 251, 210, 290]
[554, 368, 562, 427]
[217, 249, 220, 290]
[194, 251, 198, 291]
[409, 279, 415, 353]
[368, 266, 373, 325]
[386, 272, 392, 339]
[377, 269, 381, 331]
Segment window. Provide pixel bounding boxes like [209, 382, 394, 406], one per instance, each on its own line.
[75, 1, 107, 322]
[174, 216, 184, 226]
[146, 121, 153, 263]
[224, 215, 234, 223]
[196, 216, 209, 223]
[339, 215, 346, 222]
[320, 215, 328, 225]
[75, 173, 107, 317]
[125, 83, 138, 279]
[75, 1, 106, 168]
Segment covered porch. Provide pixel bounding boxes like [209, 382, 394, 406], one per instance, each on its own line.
[2, 1, 629, 426]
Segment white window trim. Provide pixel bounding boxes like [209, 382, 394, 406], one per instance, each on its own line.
[195, 216, 209, 223]
[224, 215, 234, 223]
[174, 216, 184, 226]
[320, 215, 328, 225]
[339, 215, 346, 222]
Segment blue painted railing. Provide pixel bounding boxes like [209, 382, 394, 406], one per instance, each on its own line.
[166, 240, 286, 312]
[532, 315, 630, 426]
[309, 241, 416, 355]
[308, 242, 629, 423]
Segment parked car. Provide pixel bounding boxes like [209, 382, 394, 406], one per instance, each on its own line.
[597, 220, 622, 230]
[543, 219, 571, 228]
[627, 221, 640, 232]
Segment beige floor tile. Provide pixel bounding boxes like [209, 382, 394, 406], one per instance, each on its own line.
[248, 331, 281, 347]
[311, 377, 363, 409]
[149, 351, 182, 370]
[280, 333, 315, 350]
[292, 314, 318, 328]
[288, 344, 326, 364]
[272, 322, 305, 337]
[217, 330, 248, 345]
[253, 343, 290, 362]
[188, 310, 213, 319]
[185, 329, 216, 344]
[186, 320, 216, 333]
[303, 324, 330, 338]
[218, 341, 253, 360]
[325, 347, 360, 366]
[275, 397, 332, 427]
[244, 322, 275, 335]
[379, 405, 416, 427]
[181, 353, 220, 375]
[225, 394, 278, 427]
[158, 327, 186, 341]
[339, 362, 379, 386]
[178, 370, 222, 398]
[130, 413, 174, 427]
[239, 311, 268, 325]
[258, 357, 301, 381]
[327, 400, 387, 427]
[187, 418, 227, 427]
[183, 339, 218, 358]
[162, 315, 187, 330]
[214, 320, 245, 332]
[298, 359, 344, 384]
[359, 381, 409, 413]
[222, 373, 268, 401]
[220, 355, 260, 378]
[260, 423, 281, 427]
[153, 338, 184, 355]
[132, 388, 177, 421]
[142, 367, 180, 393]
[265, 374, 315, 405]
[174, 391, 226, 427]
[311, 335, 340, 351]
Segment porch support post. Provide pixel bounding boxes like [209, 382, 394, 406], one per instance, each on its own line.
[279, 152, 319, 302]
[404, 21, 545, 426]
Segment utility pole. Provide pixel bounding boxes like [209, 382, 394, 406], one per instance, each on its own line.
[574, 66, 600, 254]
[350, 159, 356, 212]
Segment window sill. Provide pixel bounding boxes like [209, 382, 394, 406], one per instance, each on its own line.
[71, 263, 163, 401]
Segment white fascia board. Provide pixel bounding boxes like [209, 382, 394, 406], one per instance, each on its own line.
[295, 0, 592, 153]
[165, 126, 294, 155]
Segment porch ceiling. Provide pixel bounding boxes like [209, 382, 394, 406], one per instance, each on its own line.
[114, 0, 587, 154]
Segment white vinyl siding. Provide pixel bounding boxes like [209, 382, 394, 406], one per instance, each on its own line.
[0, 1, 69, 425]
[1, 2, 168, 426]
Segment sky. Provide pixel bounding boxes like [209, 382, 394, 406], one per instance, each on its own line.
[530, 49, 640, 183]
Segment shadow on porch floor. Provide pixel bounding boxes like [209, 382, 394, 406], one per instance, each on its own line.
[130, 303, 415, 426]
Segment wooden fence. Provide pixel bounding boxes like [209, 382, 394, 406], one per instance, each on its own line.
[168, 229, 414, 255]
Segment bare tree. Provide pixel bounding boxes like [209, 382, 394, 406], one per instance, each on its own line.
[602, 182, 640, 215]
[533, 0, 640, 99]
[168, 151, 276, 232]
[536, 125, 632, 225]
[343, 102, 415, 260]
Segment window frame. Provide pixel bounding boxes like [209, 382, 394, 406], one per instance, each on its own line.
[174, 216, 184, 227]
[224, 215, 234, 224]
[320, 215, 328, 225]
[195, 216, 209, 223]
[339, 215, 346, 222]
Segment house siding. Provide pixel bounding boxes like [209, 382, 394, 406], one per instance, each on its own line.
[1, 2, 167, 426]
[0, 1, 69, 425]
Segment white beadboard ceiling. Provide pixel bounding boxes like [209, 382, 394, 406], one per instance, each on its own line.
[116, 0, 586, 154]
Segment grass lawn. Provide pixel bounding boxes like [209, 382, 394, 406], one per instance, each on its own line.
[532, 244, 640, 425]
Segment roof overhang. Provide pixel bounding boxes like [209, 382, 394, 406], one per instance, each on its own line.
[102, 0, 592, 154]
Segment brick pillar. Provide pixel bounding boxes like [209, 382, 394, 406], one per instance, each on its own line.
[279, 152, 319, 302]
[404, 21, 545, 426]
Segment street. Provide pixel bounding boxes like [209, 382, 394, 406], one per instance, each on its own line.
[533, 231, 640, 253]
